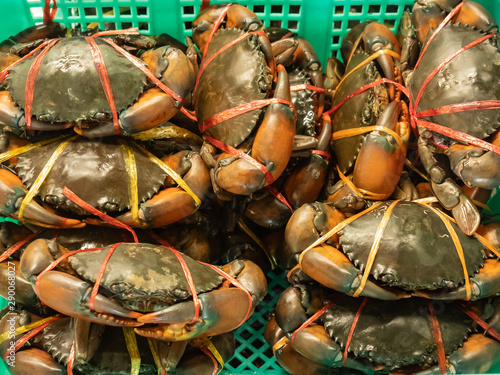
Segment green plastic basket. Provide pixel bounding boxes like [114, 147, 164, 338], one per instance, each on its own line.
[1, 0, 500, 374]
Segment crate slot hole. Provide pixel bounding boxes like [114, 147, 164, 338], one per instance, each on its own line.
[334, 6, 344, 14]
[104, 22, 117, 30]
[240, 348, 253, 359]
[289, 4, 300, 14]
[369, 4, 381, 13]
[347, 20, 358, 29]
[253, 5, 265, 14]
[121, 22, 133, 29]
[228, 357, 242, 368]
[84, 7, 96, 16]
[271, 5, 282, 14]
[350, 5, 362, 14]
[67, 7, 79, 17]
[240, 329, 252, 339]
[137, 6, 148, 16]
[386, 4, 399, 13]
[270, 20, 282, 28]
[184, 21, 192, 31]
[138, 22, 149, 31]
[183, 5, 194, 15]
[251, 320, 264, 330]
[119, 7, 131, 16]
[288, 20, 298, 30]
[333, 20, 342, 29]
[332, 35, 340, 44]
[263, 348, 274, 358]
[102, 7, 114, 16]
[385, 19, 396, 28]
[251, 338, 265, 349]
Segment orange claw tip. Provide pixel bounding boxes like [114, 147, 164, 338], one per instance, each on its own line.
[277, 64, 286, 73]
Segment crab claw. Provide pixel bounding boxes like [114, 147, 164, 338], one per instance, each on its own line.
[135, 260, 267, 341]
[415, 334, 500, 375]
[413, 259, 500, 301]
[300, 244, 408, 300]
[0, 169, 84, 228]
[10, 348, 66, 375]
[213, 65, 295, 195]
[35, 271, 143, 327]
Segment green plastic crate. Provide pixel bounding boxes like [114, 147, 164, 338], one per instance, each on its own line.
[0, 0, 500, 374]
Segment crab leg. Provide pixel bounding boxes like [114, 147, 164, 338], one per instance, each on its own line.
[413, 259, 500, 301]
[413, 334, 500, 375]
[213, 65, 295, 195]
[135, 260, 267, 341]
[300, 244, 408, 300]
[0, 169, 84, 228]
[418, 130, 480, 235]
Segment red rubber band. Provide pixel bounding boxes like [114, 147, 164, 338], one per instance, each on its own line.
[416, 100, 500, 118]
[200, 98, 295, 134]
[62, 186, 138, 243]
[86, 36, 120, 135]
[35, 247, 102, 297]
[342, 297, 367, 367]
[0, 40, 51, 82]
[414, 0, 465, 71]
[181, 107, 198, 121]
[280, 31, 294, 40]
[199, 262, 253, 329]
[204, 135, 275, 186]
[102, 38, 183, 103]
[92, 28, 140, 38]
[323, 78, 409, 118]
[67, 341, 75, 375]
[164, 246, 201, 325]
[264, 186, 293, 213]
[290, 300, 334, 345]
[199, 345, 219, 375]
[201, 3, 233, 63]
[413, 33, 493, 113]
[199, 0, 212, 12]
[428, 302, 447, 375]
[311, 150, 331, 160]
[25, 39, 61, 129]
[459, 303, 500, 342]
[290, 84, 325, 93]
[43, 0, 58, 25]
[4, 315, 62, 360]
[0, 230, 44, 262]
[88, 242, 124, 311]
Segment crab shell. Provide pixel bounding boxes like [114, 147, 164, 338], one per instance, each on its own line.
[337, 201, 485, 291]
[330, 50, 390, 174]
[15, 137, 167, 216]
[67, 243, 224, 313]
[6, 37, 147, 124]
[409, 22, 500, 140]
[194, 27, 273, 148]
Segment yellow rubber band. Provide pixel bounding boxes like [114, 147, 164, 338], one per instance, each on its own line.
[18, 135, 78, 221]
[201, 337, 225, 373]
[0, 135, 68, 164]
[131, 142, 202, 208]
[272, 336, 290, 353]
[404, 158, 429, 181]
[237, 218, 277, 270]
[299, 202, 384, 266]
[331, 49, 401, 104]
[353, 200, 400, 297]
[147, 338, 163, 375]
[332, 125, 406, 155]
[119, 140, 140, 227]
[419, 203, 471, 300]
[0, 315, 59, 344]
[123, 327, 141, 375]
[336, 166, 388, 201]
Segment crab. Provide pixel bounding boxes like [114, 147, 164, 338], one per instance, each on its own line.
[328, 22, 411, 204]
[19, 239, 267, 341]
[405, 2, 500, 235]
[0, 309, 235, 375]
[0, 30, 196, 137]
[271, 282, 500, 374]
[192, 4, 301, 198]
[0, 134, 210, 228]
[285, 200, 500, 300]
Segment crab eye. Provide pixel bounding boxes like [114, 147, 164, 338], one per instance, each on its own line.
[110, 282, 129, 294]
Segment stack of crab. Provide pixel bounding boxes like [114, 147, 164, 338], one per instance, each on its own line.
[264, 0, 500, 374]
[0, 0, 499, 374]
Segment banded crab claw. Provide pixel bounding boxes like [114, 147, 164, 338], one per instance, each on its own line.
[20, 239, 267, 340]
